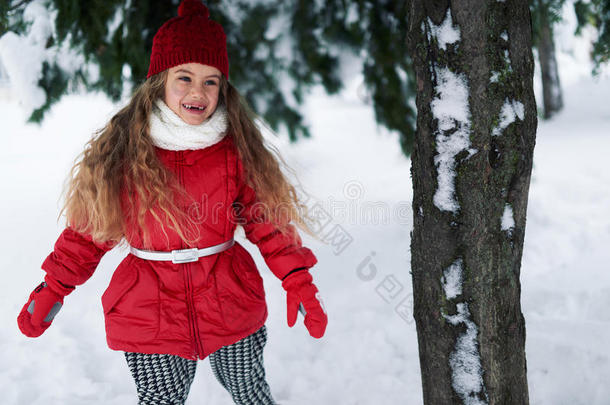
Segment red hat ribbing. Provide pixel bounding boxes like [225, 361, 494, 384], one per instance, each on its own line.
[147, 0, 229, 79]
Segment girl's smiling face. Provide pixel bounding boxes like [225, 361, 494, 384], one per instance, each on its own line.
[164, 63, 222, 125]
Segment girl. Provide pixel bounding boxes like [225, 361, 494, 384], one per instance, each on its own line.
[17, 1, 328, 404]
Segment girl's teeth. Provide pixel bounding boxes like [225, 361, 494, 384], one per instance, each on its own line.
[184, 104, 205, 110]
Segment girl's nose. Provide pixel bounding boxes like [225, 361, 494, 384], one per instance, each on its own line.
[189, 85, 206, 99]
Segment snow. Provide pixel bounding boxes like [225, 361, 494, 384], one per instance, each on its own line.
[425, 7, 475, 214]
[441, 259, 463, 300]
[501, 204, 515, 232]
[503, 50, 513, 72]
[439, 259, 486, 400]
[430, 67, 472, 213]
[443, 304, 488, 405]
[21, 1, 51, 43]
[0, 0, 85, 116]
[1, 7, 610, 404]
[345, 2, 359, 26]
[0, 80, 419, 404]
[0, 32, 47, 110]
[106, 5, 124, 42]
[426, 9, 461, 51]
[492, 98, 524, 136]
[0, 0, 53, 113]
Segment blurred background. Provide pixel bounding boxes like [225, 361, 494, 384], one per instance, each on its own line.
[1, 1, 609, 404]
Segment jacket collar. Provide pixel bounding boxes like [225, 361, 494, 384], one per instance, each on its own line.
[155, 134, 232, 165]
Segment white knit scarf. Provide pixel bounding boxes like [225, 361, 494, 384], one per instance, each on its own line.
[149, 99, 228, 151]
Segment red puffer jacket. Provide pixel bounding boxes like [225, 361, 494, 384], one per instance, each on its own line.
[40, 134, 317, 360]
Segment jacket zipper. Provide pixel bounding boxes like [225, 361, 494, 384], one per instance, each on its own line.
[185, 262, 204, 358]
[176, 150, 204, 359]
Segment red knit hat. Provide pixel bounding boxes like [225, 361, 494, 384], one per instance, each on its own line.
[147, 0, 229, 79]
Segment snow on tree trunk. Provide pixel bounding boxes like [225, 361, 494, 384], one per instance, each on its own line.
[406, 1, 535, 404]
[538, 6, 564, 119]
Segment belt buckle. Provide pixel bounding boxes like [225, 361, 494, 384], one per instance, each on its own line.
[171, 248, 199, 264]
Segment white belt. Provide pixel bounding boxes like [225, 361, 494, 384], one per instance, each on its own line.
[129, 239, 235, 264]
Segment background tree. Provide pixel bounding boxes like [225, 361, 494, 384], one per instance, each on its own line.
[529, 0, 610, 119]
[314, 0, 417, 155]
[2, 0, 318, 139]
[0, 0, 417, 154]
[531, 0, 565, 119]
[2, 0, 608, 154]
[407, 0, 535, 403]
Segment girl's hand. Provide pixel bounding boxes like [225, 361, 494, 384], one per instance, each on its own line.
[282, 270, 328, 338]
[17, 277, 66, 338]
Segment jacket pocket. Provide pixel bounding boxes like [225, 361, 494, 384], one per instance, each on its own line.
[216, 247, 267, 332]
[231, 244, 266, 301]
[102, 257, 160, 341]
[102, 257, 138, 315]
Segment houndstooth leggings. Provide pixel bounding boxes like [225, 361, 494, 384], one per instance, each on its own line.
[124, 325, 277, 405]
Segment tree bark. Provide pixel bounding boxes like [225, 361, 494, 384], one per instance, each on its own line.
[406, 1, 536, 404]
[538, 4, 564, 119]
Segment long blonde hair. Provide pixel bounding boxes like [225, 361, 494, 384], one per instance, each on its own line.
[60, 72, 322, 249]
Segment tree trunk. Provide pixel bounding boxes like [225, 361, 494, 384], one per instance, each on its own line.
[538, 5, 563, 119]
[406, 1, 536, 404]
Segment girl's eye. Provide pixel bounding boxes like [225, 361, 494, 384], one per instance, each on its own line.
[179, 76, 191, 82]
[205, 80, 218, 86]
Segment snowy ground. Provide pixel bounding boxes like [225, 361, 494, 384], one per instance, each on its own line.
[1, 29, 610, 405]
[521, 75, 610, 405]
[0, 78, 418, 404]
[1, 70, 609, 404]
